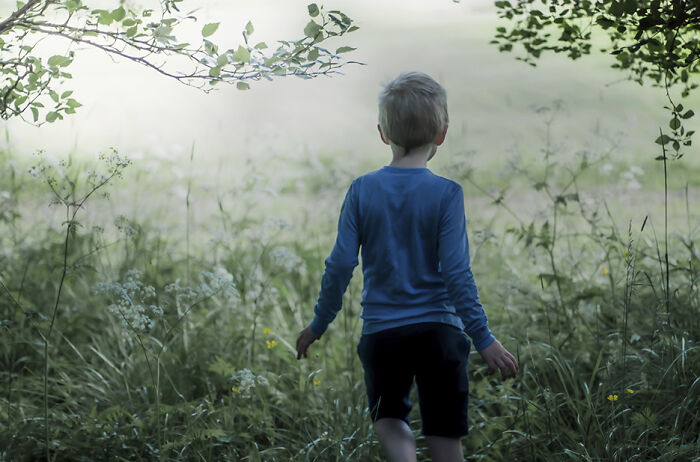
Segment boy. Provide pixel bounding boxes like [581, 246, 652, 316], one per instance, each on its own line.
[296, 72, 519, 462]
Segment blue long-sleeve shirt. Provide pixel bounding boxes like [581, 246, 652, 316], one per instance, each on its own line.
[309, 165, 496, 352]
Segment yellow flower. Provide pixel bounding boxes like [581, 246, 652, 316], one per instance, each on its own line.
[232, 386, 241, 393]
[626, 388, 634, 394]
[266, 339, 277, 349]
[601, 268, 609, 275]
[313, 380, 321, 386]
[262, 328, 271, 335]
[607, 394, 618, 401]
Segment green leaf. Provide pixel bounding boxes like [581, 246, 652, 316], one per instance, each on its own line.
[608, 1, 624, 17]
[231, 45, 250, 63]
[31, 106, 38, 122]
[209, 67, 221, 77]
[304, 20, 322, 38]
[61, 90, 73, 99]
[682, 110, 695, 119]
[623, 0, 637, 14]
[217, 54, 228, 66]
[49, 90, 59, 102]
[66, 0, 81, 14]
[66, 98, 82, 108]
[669, 117, 680, 130]
[655, 134, 672, 145]
[203, 39, 218, 55]
[237, 81, 250, 90]
[46, 111, 58, 123]
[126, 26, 137, 37]
[308, 3, 319, 17]
[596, 16, 615, 29]
[245, 21, 254, 36]
[112, 6, 125, 22]
[122, 18, 136, 27]
[254, 42, 267, 49]
[307, 48, 319, 61]
[335, 46, 356, 54]
[47, 55, 71, 67]
[202, 22, 219, 38]
[97, 11, 113, 25]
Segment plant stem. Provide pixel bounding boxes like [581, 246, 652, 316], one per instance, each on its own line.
[659, 127, 671, 319]
[44, 206, 72, 462]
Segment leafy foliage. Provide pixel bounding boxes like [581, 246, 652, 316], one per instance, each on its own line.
[0, 105, 698, 459]
[0, 1, 359, 123]
[490, 0, 699, 159]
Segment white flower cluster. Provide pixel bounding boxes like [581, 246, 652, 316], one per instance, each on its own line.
[114, 215, 139, 237]
[270, 246, 305, 273]
[164, 267, 239, 306]
[199, 266, 240, 302]
[620, 165, 644, 190]
[232, 368, 269, 398]
[244, 266, 280, 306]
[245, 217, 293, 243]
[94, 269, 163, 332]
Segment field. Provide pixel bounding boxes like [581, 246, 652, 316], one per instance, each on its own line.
[1, 2, 699, 461]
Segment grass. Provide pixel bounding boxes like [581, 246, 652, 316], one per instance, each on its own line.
[0, 96, 698, 461]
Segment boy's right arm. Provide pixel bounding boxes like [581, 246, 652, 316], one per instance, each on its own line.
[308, 180, 361, 337]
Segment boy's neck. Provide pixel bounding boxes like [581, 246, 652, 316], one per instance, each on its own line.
[388, 142, 437, 168]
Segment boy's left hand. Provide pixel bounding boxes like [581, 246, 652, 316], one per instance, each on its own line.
[296, 326, 321, 360]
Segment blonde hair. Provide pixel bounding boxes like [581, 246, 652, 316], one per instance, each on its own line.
[378, 72, 448, 150]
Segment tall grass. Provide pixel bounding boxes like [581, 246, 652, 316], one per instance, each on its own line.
[0, 105, 698, 460]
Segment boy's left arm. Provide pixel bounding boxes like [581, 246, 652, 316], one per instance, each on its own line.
[296, 181, 360, 359]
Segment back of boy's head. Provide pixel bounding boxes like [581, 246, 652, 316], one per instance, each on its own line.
[378, 72, 449, 150]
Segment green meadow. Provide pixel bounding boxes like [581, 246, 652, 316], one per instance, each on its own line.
[1, 4, 698, 461]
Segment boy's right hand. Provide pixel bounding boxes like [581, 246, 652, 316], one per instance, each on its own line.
[478, 339, 519, 379]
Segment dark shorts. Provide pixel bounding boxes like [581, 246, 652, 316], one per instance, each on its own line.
[356, 322, 472, 438]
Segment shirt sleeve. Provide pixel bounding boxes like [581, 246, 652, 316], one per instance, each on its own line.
[309, 180, 361, 336]
[438, 184, 495, 351]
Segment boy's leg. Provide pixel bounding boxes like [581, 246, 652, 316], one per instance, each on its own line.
[425, 435, 464, 462]
[414, 324, 471, 461]
[375, 417, 417, 462]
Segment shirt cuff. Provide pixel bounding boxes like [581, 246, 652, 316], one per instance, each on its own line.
[468, 326, 496, 352]
[309, 315, 329, 337]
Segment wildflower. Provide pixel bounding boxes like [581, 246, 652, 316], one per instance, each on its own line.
[270, 246, 304, 273]
[313, 380, 321, 386]
[266, 340, 277, 349]
[601, 268, 609, 275]
[232, 368, 269, 397]
[94, 270, 163, 332]
[607, 394, 619, 401]
[626, 388, 634, 394]
[262, 328, 272, 335]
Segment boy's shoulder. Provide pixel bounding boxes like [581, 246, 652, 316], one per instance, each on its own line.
[353, 168, 463, 192]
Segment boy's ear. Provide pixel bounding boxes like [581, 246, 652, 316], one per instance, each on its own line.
[377, 124, 391, 145]
[434, 125, 449, 146]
